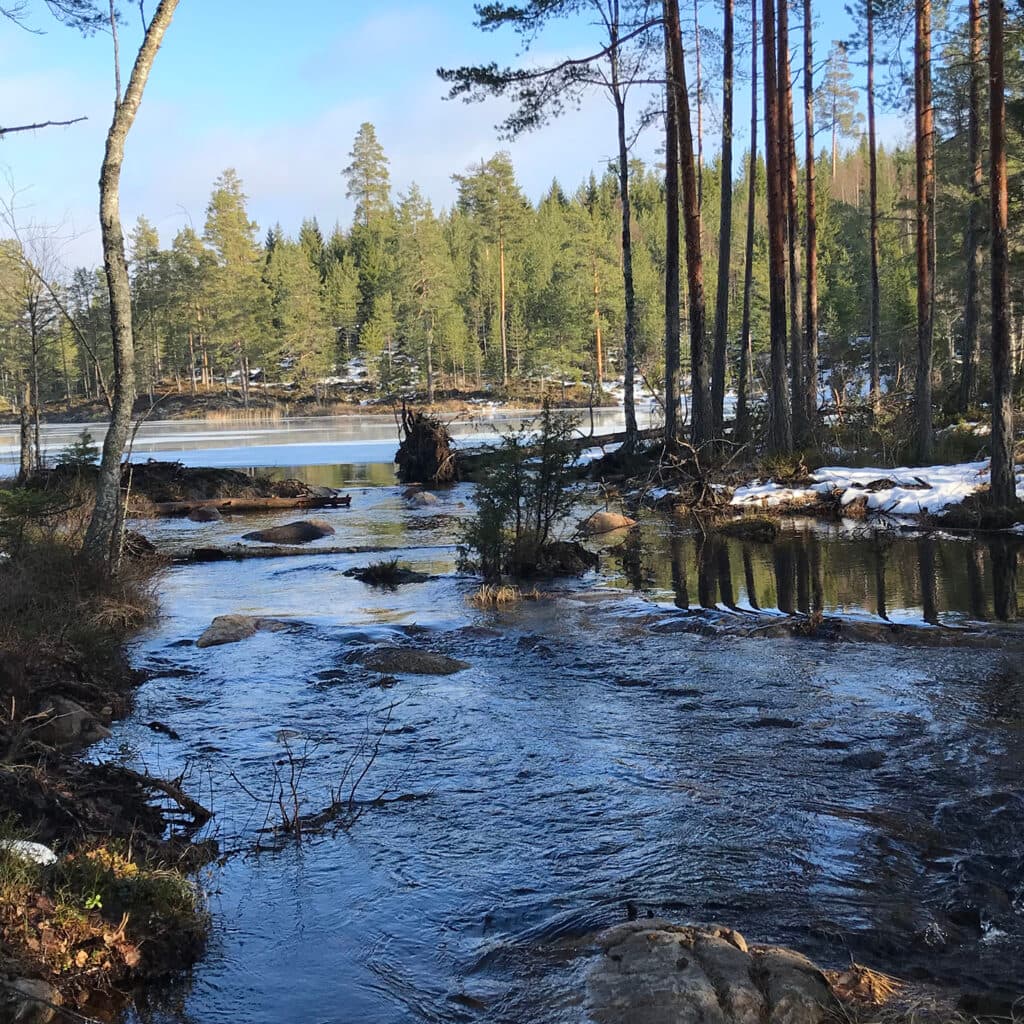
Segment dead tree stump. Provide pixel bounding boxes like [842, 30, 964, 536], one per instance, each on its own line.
[395, 405, 458, 486]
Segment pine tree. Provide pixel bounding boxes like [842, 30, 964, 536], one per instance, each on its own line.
[342, 123, 391, 228]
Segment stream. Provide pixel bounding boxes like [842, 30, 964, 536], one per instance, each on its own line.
[37, 414, 1023, 1022]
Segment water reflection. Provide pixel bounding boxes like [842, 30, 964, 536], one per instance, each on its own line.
[607, 518, 1024, 627]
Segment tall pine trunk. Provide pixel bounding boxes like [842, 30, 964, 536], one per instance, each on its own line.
[711, 0, 734, 437]
[763, 0, 792, 452]
[913, 0, 935, 463]
[611, 42, 640, 449]
[960, 0, 983, 412]
[989, 0, 1016, 506]
[84, 0, 179, 567]
[667, 0, 711, 446]
[736, 0, 757, 445]
[867, 0, 882, 412]
[803, 0, 819, 428]
[663, 0, 683, 445]
[779, 0, 805, 443]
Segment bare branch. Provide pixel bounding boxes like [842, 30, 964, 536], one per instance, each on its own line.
[0, 116, 87, 137]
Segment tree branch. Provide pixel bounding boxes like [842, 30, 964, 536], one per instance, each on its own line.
[0, 116, 86, 137]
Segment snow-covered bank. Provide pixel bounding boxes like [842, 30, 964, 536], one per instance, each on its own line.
[731, 460, 1024, 518]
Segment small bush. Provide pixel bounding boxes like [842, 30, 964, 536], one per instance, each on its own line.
[458, 403, 583, 580]
[55, 430, 99, 469]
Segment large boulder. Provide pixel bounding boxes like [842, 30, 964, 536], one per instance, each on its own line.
[34, 697, 112, 749]
[196, 614, 290, 648]
[581, 511, 637, 535]
[587, 920, 837, 1024]
[361, 646, 469, 676]
[242, 519, 335, 545]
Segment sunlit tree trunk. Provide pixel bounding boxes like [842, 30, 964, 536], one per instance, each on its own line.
[763, 0, 791, 451]
[666, 0, 710, 446]
[663, 0, 683, 445]
[913, 0, 935, 463]
[611, 34, 640, 449]
[803, 0, 819, 430]
[959, 0, 982, 413]
[989, 0, 1016, 506]
[84, 0, 180, 567]
[779, 0, 805, 443]
[867, 0, 882, 412]
[711, 0, 734, 438]
[736, 0, 757, 445]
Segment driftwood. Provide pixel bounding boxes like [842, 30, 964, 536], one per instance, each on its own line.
[146, 494, 351, 517]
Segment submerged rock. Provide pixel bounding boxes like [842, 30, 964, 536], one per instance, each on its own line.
[581, 510, 637, 535]
[34, 697, 112, 748]
[408, 491, 439, 507]
[188, 507, 223, 523]
[242, 519, 335, 545]
[361, 646, 470, 676]
[1, 976, 62, 1023]
[196, 614, 290, 648]
[587, 920, 836, 1024]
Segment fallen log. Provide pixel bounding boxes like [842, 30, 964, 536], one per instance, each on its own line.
[456, 426, 663, 473]
[145, 494, 351, 517]
[178, 542, 450, 563]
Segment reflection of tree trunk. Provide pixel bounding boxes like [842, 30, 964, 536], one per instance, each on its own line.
[716, 541, 737, 610]
[874, 543, 888, 620]
[742, 545, 760, 610]
[989, 537, 1019, 622]
[670, 533, 690, 610]
[918, 536, 938, 625]
[966, 543, 987, 619]
[809, 536, 824, 613]
[773, 543, 795, 614]
[697, 537, 717, 608]
[795, 543, 810, 614]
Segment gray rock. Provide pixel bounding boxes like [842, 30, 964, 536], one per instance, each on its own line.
[587, 921, 836, 1024]
[196, 614, 290, 648]
[361, 646, 469, 676]
[34, 697, 111, 748]
[243, 519, 335, 544]
[187, 507, 222, 523]
[0, 840, 57, 866]
[1, 977, 61, 1023]
[581, 510, 637, 535]
[408, 491, 439, 506]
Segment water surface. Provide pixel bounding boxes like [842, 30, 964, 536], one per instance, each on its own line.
[74, 421, 1024, 1022]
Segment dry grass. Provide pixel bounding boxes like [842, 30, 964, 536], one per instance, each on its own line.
[467, 584, 545, 607]
[824, 963, 1009, 1024]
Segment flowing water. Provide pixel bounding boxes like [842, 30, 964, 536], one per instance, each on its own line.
[53, 416, 1024, 1021]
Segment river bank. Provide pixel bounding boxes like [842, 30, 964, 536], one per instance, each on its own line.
[0, 490, 215, 1022]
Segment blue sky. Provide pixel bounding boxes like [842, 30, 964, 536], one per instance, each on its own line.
[0, 1, 910, 267]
